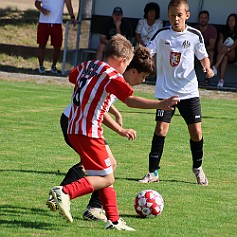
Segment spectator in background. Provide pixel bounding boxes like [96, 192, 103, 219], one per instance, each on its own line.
[195, 10, 217, 85]
[135, 2, 163, 47]
[212, 13, 237, 88]
[35, 0, 76, 75]
[95, 7, 133, 60]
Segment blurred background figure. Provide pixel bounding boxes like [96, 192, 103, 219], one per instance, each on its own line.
[135, 2, 163, 47]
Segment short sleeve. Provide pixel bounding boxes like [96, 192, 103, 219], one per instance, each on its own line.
[135, 19, 144, 34]
[106, 77, 133, 103]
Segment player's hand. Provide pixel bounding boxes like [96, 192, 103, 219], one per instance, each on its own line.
[42, 8, 50, 16]
[158, 96, 180, 111]
[119, 128, 136, 141]
[204, 67, 215, 78]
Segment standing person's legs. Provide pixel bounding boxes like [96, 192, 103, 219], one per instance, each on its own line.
[179, 97, 208, 186]
[139, 106, 174, 183]
[50, 24, 62, 73]
[37, 23, 49, 73]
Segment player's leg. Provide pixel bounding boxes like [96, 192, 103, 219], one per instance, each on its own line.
[139, 107, 174, 183]
[179, 97, 208, 186]
[50, 24, 62, 74]
[36, 23, 49, 74]
[83, 144, 116, 222]
[50, 135, 135, 230]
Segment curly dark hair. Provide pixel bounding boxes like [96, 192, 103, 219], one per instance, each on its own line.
[126, 46, 154, 74]
[144, 2, 160, 19]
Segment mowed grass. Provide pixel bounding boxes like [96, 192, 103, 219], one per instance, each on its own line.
[0, 79, 237, 237]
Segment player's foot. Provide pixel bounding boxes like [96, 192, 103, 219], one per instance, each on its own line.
[138, 172, 159, 183]
[38, 66, 45, 74]
[50, 186, 73, 223]
[51, 66, 60, 75]
[193, 166, 208, 186]
[217, 79, 224, 88]
[46, 191, 58, 212]
[105, 218, 135, 231]
[212, 66, 217, 76]
[83, 206, 107, 222]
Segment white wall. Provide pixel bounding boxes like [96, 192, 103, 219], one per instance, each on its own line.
[93, 0, 237, 24]
[93, 0, 201, 22]
[201, 0, 237, 24]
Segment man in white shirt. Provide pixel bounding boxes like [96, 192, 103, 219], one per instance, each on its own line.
[35, 0, 76, 75]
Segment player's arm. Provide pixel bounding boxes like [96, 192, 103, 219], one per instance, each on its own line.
[108, 104, 122, 126]
[200, 57, 214, 78]
[103, 113, 136, 141]
[124, 95, 179, 110]
[65, 0, 76, 24]
[35, 0, 50, 15]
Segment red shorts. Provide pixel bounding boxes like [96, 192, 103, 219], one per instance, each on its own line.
[37, 23, 62, 48]
[68, 134, 113, 176]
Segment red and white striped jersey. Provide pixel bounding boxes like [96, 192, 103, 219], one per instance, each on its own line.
[67, 60, 133, 138]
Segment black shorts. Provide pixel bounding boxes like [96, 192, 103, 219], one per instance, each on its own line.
[155, 97, 202, 125]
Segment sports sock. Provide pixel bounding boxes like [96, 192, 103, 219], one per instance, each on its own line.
[149, 134, 165, 173]
[63, 177, 94, 199]
[190, 138, 203, 169]
[98, 187, 119, 222]
[60, 163, 85, 186]
[87, 191, 102, 208]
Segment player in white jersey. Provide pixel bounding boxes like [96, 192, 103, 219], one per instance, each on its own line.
[139, 0, 214, 185]
[49, 34, 179, 231]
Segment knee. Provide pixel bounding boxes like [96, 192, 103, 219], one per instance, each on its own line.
[105, 175, 115, 187]
[191, 130, 202, 141]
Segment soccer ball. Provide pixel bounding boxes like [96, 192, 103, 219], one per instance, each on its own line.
[134, 189, 164, 218]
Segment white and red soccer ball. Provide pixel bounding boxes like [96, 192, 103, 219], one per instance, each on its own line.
[134, 189, 164, 218]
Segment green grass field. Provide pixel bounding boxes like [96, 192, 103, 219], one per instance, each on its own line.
[0, 79, 237, 237]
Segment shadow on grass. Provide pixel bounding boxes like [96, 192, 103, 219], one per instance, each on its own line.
[0, 205, 55, 230]
[0, 64, 65, 78]
[118, 176, 195, 185]
[0, 169, 66, 176]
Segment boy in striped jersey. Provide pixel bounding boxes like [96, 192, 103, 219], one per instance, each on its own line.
[50, 34, 179, 231]
[46, 46, 155, 221]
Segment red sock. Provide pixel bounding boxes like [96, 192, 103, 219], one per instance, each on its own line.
[63, 177, 94, 199]
[98, 187, 119, 222]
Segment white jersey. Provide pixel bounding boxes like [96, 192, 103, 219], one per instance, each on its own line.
[135, 18, 163, 46]
[38, 0, 65, 24]
[147, 25, 208, 100]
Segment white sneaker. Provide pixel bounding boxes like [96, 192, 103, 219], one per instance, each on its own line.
[193, 166, 208, 186]
[50, 186, 73, 223]
[83, 207, 107, 222]
[138, 172, 159, 183]
[217, 79, 224, 88]
[212, 66, 217, 76]
[105, 218, 135, 231]
[46, 192, 58, 212]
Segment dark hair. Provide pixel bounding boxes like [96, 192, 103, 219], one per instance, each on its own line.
[144, 2, 160, 19]
[126, 46, 154, 74]
[199, 10, 209, 18]
[226, 13, 237, 27]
